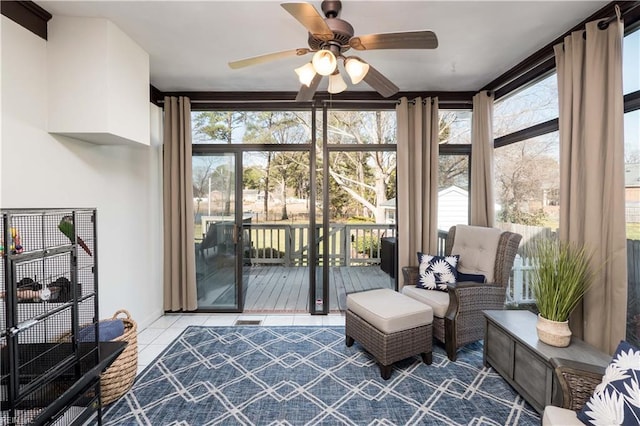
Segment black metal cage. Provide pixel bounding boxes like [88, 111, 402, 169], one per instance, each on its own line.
[1, 208, 99, 426]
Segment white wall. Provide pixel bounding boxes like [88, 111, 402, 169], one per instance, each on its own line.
[47, 17, 150, 146]
[1, 16, 164, 329]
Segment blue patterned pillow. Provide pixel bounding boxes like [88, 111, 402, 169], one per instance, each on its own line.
[577, 340, 640, 425]
[416, 253, 459, 292]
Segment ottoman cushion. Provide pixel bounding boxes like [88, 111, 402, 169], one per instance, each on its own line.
[347, 288, 433, 334]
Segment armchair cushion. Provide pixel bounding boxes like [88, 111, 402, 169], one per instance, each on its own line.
[577, 340, 640, 426]
[401, 285, 450, 318]
[416, 252, 459, 291]
[450, 225, 501, 282]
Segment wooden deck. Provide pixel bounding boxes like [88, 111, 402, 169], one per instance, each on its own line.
[196, 264, 395, 312]
[244, 265, 394, 312]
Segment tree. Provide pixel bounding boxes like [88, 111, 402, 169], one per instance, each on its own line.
[192, 158, 216, 214]
[495, 137, 559, 225]
[493, 76, 560, 225]
[325, 110, 473, 223]
[243, 112, 308, 220]
[439, 155, 469, 189]
[325, 111, 396, 223]
[438, 111, 470, 191]
[243, 166, 264, 190]
[192, 111, 246, 215]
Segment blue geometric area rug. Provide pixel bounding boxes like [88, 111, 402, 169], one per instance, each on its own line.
[103, 326, 540, 425]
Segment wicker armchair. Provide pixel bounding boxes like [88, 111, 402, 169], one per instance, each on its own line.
[541, 358, 607, 425]
[401, 225, 522, 361]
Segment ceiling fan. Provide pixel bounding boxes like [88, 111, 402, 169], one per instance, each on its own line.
[228, 0, 438, 101]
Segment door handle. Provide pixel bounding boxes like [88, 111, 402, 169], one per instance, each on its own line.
[233, 224, 239, 244]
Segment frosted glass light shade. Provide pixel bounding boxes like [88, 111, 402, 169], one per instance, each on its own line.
[344, 57, 370, 84]
[312, 50, 337, 76]
[295, 62, 316, 86]
[327, 72, 347, 94]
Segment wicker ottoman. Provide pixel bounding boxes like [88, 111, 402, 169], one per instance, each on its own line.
[345, 288, 433, 380]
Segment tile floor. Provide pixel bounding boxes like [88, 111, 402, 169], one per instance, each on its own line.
[136, 313, 346, 375]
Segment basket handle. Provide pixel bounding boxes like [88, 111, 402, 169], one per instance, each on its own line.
[112, 309, 132, 320]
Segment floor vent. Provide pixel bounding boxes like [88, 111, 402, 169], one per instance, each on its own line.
[235, 320, 262, 326]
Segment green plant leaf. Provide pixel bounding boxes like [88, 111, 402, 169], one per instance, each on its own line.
[530, 239, 595, 322]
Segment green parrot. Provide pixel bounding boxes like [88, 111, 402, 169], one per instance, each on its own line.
[58, 216, 92, 256]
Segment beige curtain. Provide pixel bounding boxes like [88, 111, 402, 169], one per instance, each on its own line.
[555, 15, 627, 354]
[163, 96, 197, 312]
[470, 90, 495, 227]
[396, 97, 439, 282]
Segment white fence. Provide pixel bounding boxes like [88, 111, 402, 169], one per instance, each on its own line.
[508, 254, 537, 304]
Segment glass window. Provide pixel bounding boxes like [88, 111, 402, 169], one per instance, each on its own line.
[494, 132, 560, 307]
[438, 110, 471, 144]
[191, 111, 312, 144]
[438, 154, 469, 231]
[625, 109, 640, 168]
[495, 132, 560, 228]
[625, 109, 640, 346]
[437, 110, 471, 243]
[494, 73, 559, 138]
[624, 29, 640, 95]
[327, 110, 397, 144]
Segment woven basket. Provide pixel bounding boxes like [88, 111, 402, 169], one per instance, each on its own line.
[100, 309, 138, 405]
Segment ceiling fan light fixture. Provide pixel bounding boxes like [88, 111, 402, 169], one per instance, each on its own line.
[312, 49, 337, 76]
[295, 62, 317, 86]
[327, 71, 347, 94]
[344, 57, 370, 84]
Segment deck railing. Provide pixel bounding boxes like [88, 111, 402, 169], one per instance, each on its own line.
[244, 223, 398, 266]
[241, 223, 640, 308]
[244, 223, 452, 267]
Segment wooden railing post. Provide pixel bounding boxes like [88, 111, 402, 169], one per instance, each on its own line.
[344, 224, 351, 267]
[284, 225, 291, 267]
[512, 254, 523, 303]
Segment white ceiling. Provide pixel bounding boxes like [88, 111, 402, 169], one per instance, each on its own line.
[35, 1, 609, 94]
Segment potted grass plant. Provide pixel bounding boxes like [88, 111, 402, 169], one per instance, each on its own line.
[530, 238, 595, 347]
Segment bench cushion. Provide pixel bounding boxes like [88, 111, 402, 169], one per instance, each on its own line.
[346, 288, 433, 334]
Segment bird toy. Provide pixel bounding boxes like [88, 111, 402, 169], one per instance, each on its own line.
[58, 216, 92, 256]
[1, 227, 24, 256]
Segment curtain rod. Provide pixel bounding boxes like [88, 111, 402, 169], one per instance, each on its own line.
[159, 98, 471, 106]
[158, 98, 398, 104]
[598, 3, 635, 29]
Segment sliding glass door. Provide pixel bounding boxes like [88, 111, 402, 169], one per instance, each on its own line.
[242, 150, 313, 312]
[308, 109, 399, 313]
[193, 152, 244, 311]
[191, 107, 397, 313]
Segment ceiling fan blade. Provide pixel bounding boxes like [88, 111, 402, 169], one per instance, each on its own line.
[295, 73, 323, 102]
[349, 30, 438, 50]
[229, 48, 311, 69]
[281, 3, 333, 41]
[363, 65, 399, 98]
